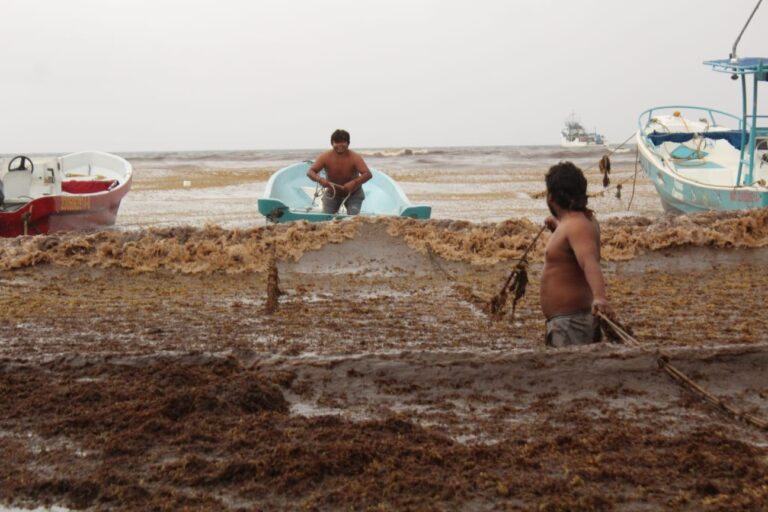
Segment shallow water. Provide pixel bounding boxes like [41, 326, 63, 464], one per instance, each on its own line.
[109, 144, 661, 229]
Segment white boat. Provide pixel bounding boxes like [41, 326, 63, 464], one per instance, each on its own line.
[560, 113, 606, 148]
[0, 151, 133, 236]
[636, 3, 767, 214]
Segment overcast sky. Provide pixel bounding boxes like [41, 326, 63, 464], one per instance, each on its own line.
[1, 0, 765, 153]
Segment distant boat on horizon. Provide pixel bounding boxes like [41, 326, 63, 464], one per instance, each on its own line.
[560, 112, 607, 148]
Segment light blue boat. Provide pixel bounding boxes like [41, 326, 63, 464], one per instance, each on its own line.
[636, 5, 768, 215]
[258, 161, 431, 223]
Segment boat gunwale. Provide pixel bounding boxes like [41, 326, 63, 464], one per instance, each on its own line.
[635, 131, 766, 192]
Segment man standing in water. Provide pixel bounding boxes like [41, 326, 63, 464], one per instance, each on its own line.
[307, 129, 372, 215]
[540, 161, 614, 347]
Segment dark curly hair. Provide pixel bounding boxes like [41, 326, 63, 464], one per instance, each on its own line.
[545, 161, 593, 218]
[331, 129, 350, 144]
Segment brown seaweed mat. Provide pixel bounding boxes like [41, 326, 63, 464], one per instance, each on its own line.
[1, 219, 768, 510]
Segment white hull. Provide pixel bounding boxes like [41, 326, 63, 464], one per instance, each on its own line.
[560, 138, 607, 148]
[637, 109, 768, 213]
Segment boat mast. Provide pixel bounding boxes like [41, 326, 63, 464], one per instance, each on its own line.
[730, 0, 763, 185]
[745, 61, 764, 185]
[730, 0, 763, 63]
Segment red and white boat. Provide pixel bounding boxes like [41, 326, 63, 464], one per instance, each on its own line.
[0, 151, 132, 237]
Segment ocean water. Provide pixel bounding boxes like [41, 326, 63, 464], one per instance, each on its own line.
[114, 144, 661, 230]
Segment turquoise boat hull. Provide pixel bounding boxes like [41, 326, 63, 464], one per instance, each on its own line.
[258, 161, 431, 223]
[638, 139, 768, 214]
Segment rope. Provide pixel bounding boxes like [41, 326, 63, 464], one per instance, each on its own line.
[654, 114, 708, 166]
[338, 190, 352, 214]
[587, 131, 646, 201]
[531, 131, 639, 201]
[305, 182, 325, 212]
[596, 311, 768, 431]
[627, 146, 640, 210]
[489, 225, 547, 320]
[425, 243, 453, 280]
[581, 131, 637, 175]
[307, 181, 351, 214]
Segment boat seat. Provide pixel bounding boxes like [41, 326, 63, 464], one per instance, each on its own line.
[2, 170, 33, 200]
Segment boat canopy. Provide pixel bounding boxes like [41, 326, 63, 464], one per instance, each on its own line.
[702, 56, 767, 184]
[647, 130, 746, 150]
[704, 57, 768, 77]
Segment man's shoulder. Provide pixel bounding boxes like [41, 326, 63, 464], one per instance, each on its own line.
[313, 150, 335, 164]
[564, 212, 600, 238]
[561, 212, 599, 232]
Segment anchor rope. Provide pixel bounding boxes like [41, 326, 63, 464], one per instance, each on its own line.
[627, 146, 640, 210]
[532, 131, 639, 202]
[581, 131, 637, 175]
[596, 311, 768, 431]
[587, 131, 643, 200]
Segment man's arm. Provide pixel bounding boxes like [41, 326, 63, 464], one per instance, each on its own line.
[544, 216, 559, 232]
[342, 155, 373, 194]
[567, 219, 614, 317]
[306, 155, 330, 188]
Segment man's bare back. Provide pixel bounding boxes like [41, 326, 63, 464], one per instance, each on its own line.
[540, 211, 605, 319]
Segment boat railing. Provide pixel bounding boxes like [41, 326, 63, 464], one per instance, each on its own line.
[638, 105, 741, 134]
[60, 151, 133, 178]
[639, 105, 768, 186]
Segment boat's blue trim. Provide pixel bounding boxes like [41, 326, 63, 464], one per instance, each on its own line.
[257, 197, 350, 222]
[647, 130, 745, 150]
[399, 205, 432, 219]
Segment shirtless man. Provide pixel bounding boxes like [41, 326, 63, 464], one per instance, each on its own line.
[540, 161, 614, 347]
[306, 129, 372, 215]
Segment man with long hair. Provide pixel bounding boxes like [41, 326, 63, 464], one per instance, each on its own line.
[540, 161, 613, 347]
[307, 129, 372, 215]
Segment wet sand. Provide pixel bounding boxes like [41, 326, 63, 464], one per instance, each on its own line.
[1, 218, 767, 510]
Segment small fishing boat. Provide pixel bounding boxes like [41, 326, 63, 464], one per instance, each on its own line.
[258, 161, 431, 222]
[0, 151, 133, 237]
[636, 3, 767, 214]
[560, 113, 606, 148]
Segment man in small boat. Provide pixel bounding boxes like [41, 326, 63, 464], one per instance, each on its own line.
[307, 129, 372, 215]
[540, 161, 614, 347]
